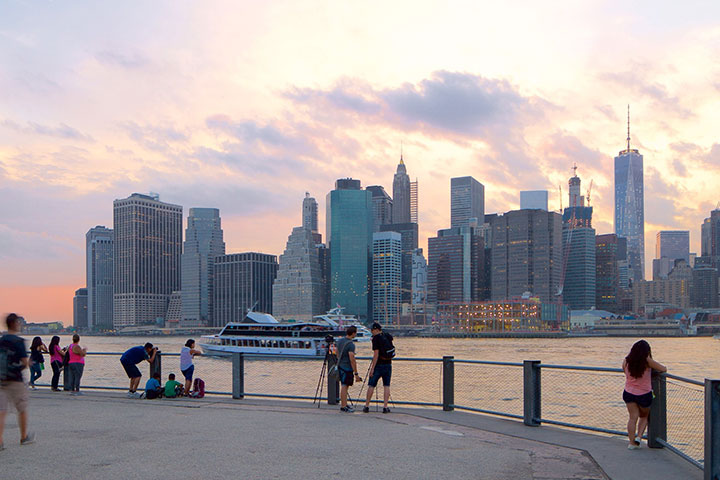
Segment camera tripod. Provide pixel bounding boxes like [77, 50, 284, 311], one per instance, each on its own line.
[313, 349, 338, 408]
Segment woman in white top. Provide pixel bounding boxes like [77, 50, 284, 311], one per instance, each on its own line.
[180, 339, 202, 396]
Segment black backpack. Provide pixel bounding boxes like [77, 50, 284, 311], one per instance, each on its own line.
[378, 332, 396, 360]
[62, 348, 71, 367]
[0, 343, 9, 382]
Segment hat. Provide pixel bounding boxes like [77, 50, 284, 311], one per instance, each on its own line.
[371, 322, 382, 331]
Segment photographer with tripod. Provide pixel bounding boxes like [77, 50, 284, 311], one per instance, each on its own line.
[336, 326, 362, 413]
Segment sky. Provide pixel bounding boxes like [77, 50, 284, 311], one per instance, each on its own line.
[2, 0, 720, 324]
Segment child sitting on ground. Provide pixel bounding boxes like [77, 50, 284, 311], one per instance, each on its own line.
[164, 373, 184, 398]
[145, 372, 163, 399]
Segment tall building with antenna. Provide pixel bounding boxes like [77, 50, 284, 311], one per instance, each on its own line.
[392, 152, 411, 224]
[614, 106, 645, 283]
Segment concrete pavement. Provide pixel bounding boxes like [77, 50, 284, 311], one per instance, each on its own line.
[0, 390, 701, 479]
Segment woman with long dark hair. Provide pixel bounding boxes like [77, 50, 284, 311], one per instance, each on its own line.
[180, 339, 202, 395]
[28, 336, 48, 389]
[47, 336, 66, 391]
[623, 339, 667, 449]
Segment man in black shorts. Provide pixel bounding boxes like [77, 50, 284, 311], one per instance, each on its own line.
[335, 326, 362, 413]
[363, 323, 393, 414]
[120, 343, 157, 398]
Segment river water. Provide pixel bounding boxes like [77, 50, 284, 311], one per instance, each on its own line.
[34, 335, 716, 462]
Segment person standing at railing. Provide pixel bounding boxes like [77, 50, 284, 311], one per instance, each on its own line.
[0, 313, 35, 449]
[336, 326, 362, 413]
[66, 334, 87, 395]
[623, 339, 666, 450]
[47, 336, 65, 392]
[28, 337, 48, 390]
[180, 339, 202, 396]
[120, 343, 158, 399]
[363, 323, 395, 414]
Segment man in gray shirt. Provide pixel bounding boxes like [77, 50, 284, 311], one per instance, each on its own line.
[335, 326, 362, 412]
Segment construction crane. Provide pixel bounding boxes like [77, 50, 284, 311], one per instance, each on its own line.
[586, 179, 594, 206]
[558, 185, 563, 212]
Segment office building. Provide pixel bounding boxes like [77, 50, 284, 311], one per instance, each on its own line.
[692, 265, 719, 308]
[181, 208, 225, 326]
[380, 222, 418, 304]
[595, 234, 623, 313]
[656, 231, 690, 263]
[273, 226, 326, 321]
[562, 170, 595, 309]
[563, 168, 593, 228]
[327, 179, 373, 320]
[412, 248, 427, 305]
[451, 176, 484, 228]
[366, 185, 393, 231]
[113, 193, 183, 328]
[214, 253, 278, 326]
[520, 191, 548, 211]
[633, 279, 691, 312]
[428, 226, 486, 304]
[614, 110, 645, 282]
[410, 179, 419, 223]
[165, 291, 182, 325]
[302, 193, 318, 234]
[372, 232, 402, 324]
[73, 288, 88, 330]
[392, 156, 411, 224]
[491, 210, 562, 303]
[86, 226, 113, 331]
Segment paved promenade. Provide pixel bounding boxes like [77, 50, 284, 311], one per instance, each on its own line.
[0, 390, 702, 480]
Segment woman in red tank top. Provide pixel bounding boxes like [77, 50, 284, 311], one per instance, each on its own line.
[622, 340, 667, 450]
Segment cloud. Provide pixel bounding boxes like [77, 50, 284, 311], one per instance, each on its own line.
[95, 49, 151, 69]
[1, 119, 94, 141]
[599, 70, 692, 118]
[121, 121, 189, 152]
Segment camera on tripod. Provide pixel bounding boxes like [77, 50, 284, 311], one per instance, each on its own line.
[324, 334, 335, 354]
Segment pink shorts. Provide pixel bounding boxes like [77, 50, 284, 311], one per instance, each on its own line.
[0, 381, 29, 413]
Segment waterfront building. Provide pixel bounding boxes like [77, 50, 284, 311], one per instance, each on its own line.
[366, 185, 393, 232]
[73, 288, 88, 330]
[213, 252, 278, 326]
[272, 227, 325, 321]
[614, 110, 645, 282]
[113, 193, 183, 328]
[327, 179, 373, 320]
[380, 222, 418, 304]
[595, 234, 626, 313]
[181, 208, 225, 327]
[302, 193, 318, 234]
[412, 248, 427, 305]
[428, 225, 486, 305]
[451, 176, 484, 229]
[520, 191, 548, 211]
[86, 226, 113, 331]
[632, 279, 690, 313]
[392, 155, 411, 224]
[491, 210, 562, 303]
[435, 296, 569, 331]
[165, 291, 182, 326]
[692, 265, 719, 309]
[372, 232, 402, 324]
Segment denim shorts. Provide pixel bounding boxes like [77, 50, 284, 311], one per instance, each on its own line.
[368, 364, 391, 387]
[182, 365, 194, 381]
[623, 390, 653, 408]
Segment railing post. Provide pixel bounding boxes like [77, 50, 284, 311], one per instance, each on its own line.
[150, 350, 162, 379]
[442, 356, 455, 411]
[232, 352, 244, 399]
[648, 373, 667, 448]
[705, 379, 720, 480]
[523, 360, 541, 426]
[327, 354, 339, 405]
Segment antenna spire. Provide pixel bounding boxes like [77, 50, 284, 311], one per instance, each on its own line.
[626, 104, 631, 151]
[400, 141, 404, 164]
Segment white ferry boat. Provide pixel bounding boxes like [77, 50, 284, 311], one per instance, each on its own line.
[313, 307, 372, 342]
[200, 308, 367, 357]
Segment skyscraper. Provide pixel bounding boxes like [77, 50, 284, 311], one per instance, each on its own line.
[73, 288, 88, 330]
[562, 169, 595, 310]
[181, 208, 225, 326]
[595, 234, 622, 313]
[273, 227, 325, 321]
[614, 108, 645, 282]
[327, 179, 373, 320]
[520, 191, 548, 211]
[366, 185, 393, 231]
[701, 208, 720, 266]
[491, 210, 562, 303]
[656, 231, 690, 263]
[214, 253, 278, 325]
[379, 222, 418, 304]
[113, 193, 183, 328]
[86, 226, 113, 331]
[372, 231, 402, 324]
[451, 176, 484, 229]
[392, 155, 411, 224]
[302, 192, 318, 234]
[411, 248, 427, 305]
[410, 179, 419, 223]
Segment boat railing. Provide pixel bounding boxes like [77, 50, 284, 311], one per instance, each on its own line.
[32, 351, 718, 477]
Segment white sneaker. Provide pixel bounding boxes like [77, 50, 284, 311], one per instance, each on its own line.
[628, 443, 640, 450]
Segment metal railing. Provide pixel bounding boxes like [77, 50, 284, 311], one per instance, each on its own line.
[33, 351, 718, 478]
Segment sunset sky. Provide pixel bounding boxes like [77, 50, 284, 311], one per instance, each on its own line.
[2, 1, 720, 324]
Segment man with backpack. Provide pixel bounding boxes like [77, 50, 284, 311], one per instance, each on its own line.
[363, 322, 395, 414]
[0, 313, 35, 450]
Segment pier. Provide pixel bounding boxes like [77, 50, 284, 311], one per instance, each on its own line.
[0, 390, 702, 480]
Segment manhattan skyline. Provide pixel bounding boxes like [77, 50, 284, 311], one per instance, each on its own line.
[1, 1, 720, 324]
